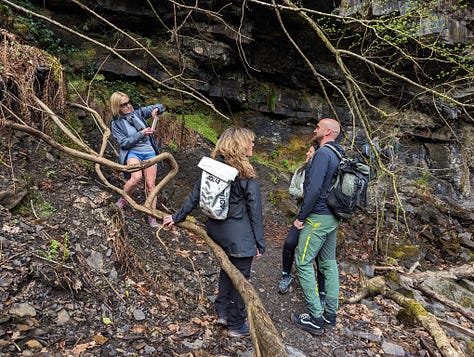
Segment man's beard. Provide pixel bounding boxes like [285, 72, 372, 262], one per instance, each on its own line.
[314, 133, 323, 144]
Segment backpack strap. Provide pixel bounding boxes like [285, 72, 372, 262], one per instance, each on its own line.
[324, 143, 343, 160]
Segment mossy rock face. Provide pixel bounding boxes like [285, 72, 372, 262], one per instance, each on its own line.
[268, 189, 299, 218]
[422, 276, 474, 309]
[384, 243, 420, 261]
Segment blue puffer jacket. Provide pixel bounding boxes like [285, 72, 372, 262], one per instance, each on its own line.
[172, 156, 265, 258]
[110, 104, 165, 165]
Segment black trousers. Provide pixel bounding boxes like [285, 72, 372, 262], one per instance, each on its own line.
[215, 256, 253, 330]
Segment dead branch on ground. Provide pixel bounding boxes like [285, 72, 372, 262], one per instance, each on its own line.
[349, 263, 474, 357]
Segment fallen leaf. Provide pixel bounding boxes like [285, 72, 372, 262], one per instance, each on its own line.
[92, 333, 108, 345]
[71, 342, 94, 357]
[167, 323, 180, 332]
[192, 317, 207, 326]
[132, 324, 146, 333]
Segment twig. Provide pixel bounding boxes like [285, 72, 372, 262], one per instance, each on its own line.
[437, 318, 474, 339]
[407, 261, 420, 274]
[12, 341, 21, 352]
[185, 254, 205, 303]
[101, 273, 126, 304]
[30, 200, 38, 219]
[155, 225, 169, 252]
[30, 252, 74, 269]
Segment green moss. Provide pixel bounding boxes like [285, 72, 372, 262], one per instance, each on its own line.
[386, 256, 398, 265]
[268, 89, 278, 112]
[384, 244, 420, 260]
[14, 191, 56, 218]
[250, 135, 310, 174]
[268, 189, 290, 208]
[459, 297, 473, 309]
[415, 171, 430, 186]
[386, 271, 401, 282]
[269, 172, 279, 184]
[250, 154, 281, 170]
[405, 300, 429, 317]
[46, 55, 63, 82]
[466, 341, 474, 355]
[183, 113, 220, 144]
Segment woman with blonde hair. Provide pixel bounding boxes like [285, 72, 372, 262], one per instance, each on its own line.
[110, 91, 165, 227]
[163, 127, 265, 338]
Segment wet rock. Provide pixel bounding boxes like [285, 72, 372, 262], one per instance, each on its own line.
[459, 232, 474, 249]
[340, 327, 383, 343]
[361, 264, 375, 278]
[285, 345, 306, 357]
[143, 345, 156, 354]
[0, 187, 27, 210]
[425, 301, 446, 318]
[422, 276, 474, 309]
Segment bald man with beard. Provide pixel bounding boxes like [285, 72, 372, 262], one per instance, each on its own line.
[291, 118, 343, 335]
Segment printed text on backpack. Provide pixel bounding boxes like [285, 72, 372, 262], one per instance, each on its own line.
[197, 157, 239, 220]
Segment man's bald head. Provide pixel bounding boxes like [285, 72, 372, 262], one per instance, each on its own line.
[319, 118, 340, 139]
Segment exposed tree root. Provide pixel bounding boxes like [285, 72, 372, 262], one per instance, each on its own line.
[175, 221, 288, 357]
[349, 263, 474, 357]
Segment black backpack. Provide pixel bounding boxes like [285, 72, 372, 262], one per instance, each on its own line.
[325, 144, 370, 220]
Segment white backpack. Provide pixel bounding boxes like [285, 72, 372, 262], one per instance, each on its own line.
[197, 157, 239, 220]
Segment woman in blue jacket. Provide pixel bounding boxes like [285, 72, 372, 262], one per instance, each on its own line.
[163, 127, 265, 338]
[109, 91, 165, 227]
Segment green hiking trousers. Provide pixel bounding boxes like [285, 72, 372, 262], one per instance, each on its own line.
[295, 213, 339, 318]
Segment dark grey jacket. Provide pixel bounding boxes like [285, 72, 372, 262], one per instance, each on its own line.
[172, 156, 265, 258]
[297, 142, 343, 221]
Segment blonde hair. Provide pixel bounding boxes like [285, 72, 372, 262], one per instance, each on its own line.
[110, 91, 132, 119]
[211, 127, 256, 179]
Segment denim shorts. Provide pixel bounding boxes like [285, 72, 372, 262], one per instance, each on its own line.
[127, 151, 156, 162]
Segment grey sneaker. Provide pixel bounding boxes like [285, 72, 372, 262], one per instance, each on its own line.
[322, 312, 337, 329]
[216, 316, 228, 326]
[278, 272, 292, 294]
[227, 322, 249, 338]
[291, 313, 324, 335]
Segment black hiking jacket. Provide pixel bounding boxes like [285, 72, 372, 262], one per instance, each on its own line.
[172, 156, 265, 258]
